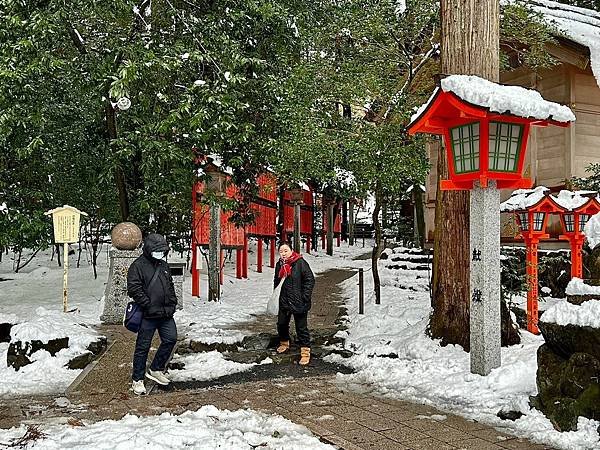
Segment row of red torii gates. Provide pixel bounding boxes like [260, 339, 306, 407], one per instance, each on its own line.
[190, 172, 342, 298]
[502, 187, 600, 334]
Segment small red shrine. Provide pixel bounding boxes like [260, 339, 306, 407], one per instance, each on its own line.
[502, 188, 565, 334]
[556, 192, 600, 279]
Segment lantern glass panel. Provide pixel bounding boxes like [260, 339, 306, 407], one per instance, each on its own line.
[517, 212, 529, 231]
[450, 122, 480, 174]
[579, 214, 591, 230]
[488, 122, 523, 173]
[563, 213, 574, 232]
[533, 212, 546, 231]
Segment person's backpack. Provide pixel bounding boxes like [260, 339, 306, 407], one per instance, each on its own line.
[123, 265, 161, 332]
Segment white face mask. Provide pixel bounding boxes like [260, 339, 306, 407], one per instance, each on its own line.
[151, 251, 166, 261]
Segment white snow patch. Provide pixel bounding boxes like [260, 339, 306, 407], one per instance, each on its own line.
[542, 299, 600, 328]
[169, 351, 255, 382]
[584, 212, 600, 249]
[0, 406, 334, 449]
[565, 277, 600, 296]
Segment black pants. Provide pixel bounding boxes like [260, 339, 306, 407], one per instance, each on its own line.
[277, 308, 310, 347]
[132, 317, 177, 381]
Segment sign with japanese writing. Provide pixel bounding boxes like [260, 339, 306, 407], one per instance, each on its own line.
[45, 205, 88, 243]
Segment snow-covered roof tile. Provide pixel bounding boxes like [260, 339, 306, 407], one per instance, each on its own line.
[500, 186, 550, 211]
[553, 189, 596, 210]
[523, 0, 600, 88]
[441, 75, 576, 123]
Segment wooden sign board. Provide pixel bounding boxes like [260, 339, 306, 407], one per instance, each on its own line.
[44, 205, 88, 243]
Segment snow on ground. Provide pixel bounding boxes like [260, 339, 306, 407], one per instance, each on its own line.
[168, 350, 272, 382]
[0, 405, 334, 450]
[326, 248, 600, 450]
[0, 240, 369, 397]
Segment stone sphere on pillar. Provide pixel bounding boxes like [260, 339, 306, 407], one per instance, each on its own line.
[111, 222, 142, 250]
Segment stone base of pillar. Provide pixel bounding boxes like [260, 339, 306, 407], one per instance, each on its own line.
[100, 248, 141, 324]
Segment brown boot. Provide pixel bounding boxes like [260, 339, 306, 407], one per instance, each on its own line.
[276, 340, 290, 354]
[299, 347, 310, 365]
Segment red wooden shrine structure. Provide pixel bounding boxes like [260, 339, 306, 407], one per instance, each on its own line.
[191, 168, 320, 298]
[503, 188, 600, 334]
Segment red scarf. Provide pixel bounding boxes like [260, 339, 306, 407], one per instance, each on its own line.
[278, 252, 302, 278]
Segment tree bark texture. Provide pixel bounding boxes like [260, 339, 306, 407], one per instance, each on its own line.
[429, 0, 499, 350]
[106, 101, 130, 221]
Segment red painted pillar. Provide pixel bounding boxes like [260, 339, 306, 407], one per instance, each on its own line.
[243, 233, 249, 278]
[191, 244, 200, 298]
[257, 238, 263, 273]
[306, 236, 311, 254]
[236, 249, 242, 279]
[526, 238, 540, 335]
[219, 249, 224, 285]
[570, 237, 584, 279]
[270, 238, 276, 268]
[336, 234, 341, 247]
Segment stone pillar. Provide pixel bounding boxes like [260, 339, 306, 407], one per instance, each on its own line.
[101, 248, 141, 323]
[469, 181, 501, 375]
[168, 261, 186, 310]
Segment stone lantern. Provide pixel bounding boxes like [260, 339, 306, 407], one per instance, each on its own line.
[408, 75, 575, 375]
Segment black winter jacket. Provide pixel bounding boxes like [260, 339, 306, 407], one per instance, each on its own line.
[127, 234, 178, 319]
[274, 257, 315, 314]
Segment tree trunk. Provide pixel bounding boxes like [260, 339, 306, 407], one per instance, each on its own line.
[429, 0, 500, 351]
[326, 203, 334, 256]
[413, 188, 426, 249]
[106, 100, 130, 221]
[372, 182, 383, 305]
[349, 200, 355, 246]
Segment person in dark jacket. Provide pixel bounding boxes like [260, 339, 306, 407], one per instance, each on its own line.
[127, 233, 178, 395]
[273, 242, 315, 365]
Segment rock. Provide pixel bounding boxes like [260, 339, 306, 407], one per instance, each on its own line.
[86, 336, 108, 356]
[559, 353, 600, 399]
[535, 344, 566, 409]
[241, 333, 278, 350]
[497, 409, 524, 421]
[188, 340, 238, 353]
[111, 222, 142, 250]
[567, 293, 600, 305]
[65, 337, 106, 370]
[67, 352, 94, 370]
[0, 323, 12, 343]
[7, 337, 69, 370]
[539, 320, 600, 361]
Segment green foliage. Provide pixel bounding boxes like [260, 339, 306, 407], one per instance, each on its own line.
[570, 163, 600, 191]
[500, 2, 558, 71]
[0, 0, 302, 252]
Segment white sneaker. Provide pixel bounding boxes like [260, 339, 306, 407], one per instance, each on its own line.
[146, 369, 170, 385]
[132, 380, 146, 395]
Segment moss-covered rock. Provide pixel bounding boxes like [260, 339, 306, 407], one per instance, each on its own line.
[7, 337, 69, 370]
[559, 353, 600, 399]
[539, 320, 600, 361]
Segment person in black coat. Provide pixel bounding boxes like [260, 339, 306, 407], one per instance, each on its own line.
[273, 242, 315, 365]
[127, 233, 178, 395]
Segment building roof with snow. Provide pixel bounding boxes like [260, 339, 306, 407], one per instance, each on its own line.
[526, 0, 600, 88]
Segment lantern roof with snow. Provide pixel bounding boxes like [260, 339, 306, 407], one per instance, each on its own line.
[408, 75, 575, 190]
